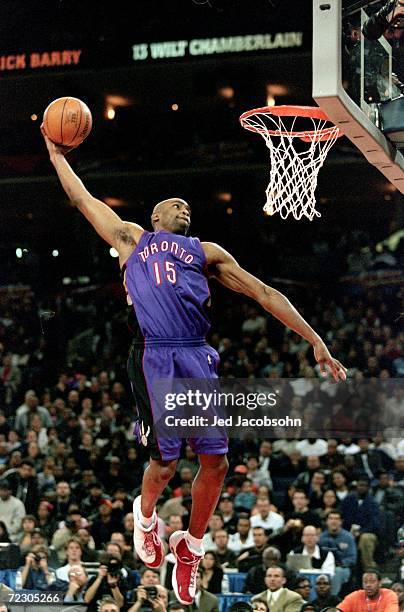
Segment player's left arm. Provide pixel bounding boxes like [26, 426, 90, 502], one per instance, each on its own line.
[202, 242, 347, 381]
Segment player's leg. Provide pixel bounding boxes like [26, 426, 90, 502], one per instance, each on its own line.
[169, 453, 228, 604]
[133, 456, 179, 569]
[188, 453, 229, 538]
[140, 458, 177, 518]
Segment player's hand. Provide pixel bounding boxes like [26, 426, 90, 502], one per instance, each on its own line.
[40, 124, 76, 157]
[313, 341, 347, 382]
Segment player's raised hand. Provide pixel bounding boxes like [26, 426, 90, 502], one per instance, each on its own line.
[313, 340, 347, 382]
[40, 124, 76, 157]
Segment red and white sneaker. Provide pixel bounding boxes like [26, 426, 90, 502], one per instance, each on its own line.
[133, 496, 164, 568]
[169, 531, 203, 605]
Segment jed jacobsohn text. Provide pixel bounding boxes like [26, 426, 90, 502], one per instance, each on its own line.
[164, 390, 278, 411]
[165, 414, 302, 427]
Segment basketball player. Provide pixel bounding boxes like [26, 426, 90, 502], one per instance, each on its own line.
[41, 127, 346, 605]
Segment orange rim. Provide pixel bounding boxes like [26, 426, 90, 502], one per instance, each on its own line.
[240, 105, 342, 142]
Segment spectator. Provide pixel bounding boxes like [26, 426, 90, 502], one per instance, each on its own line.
[158, 482, 192, 521]
[321, 439, 345, 470]
[52, 506, 86, 563]
[212, 529, 237, 568]
[100, 600, 121, 612]
[292, 577, 311, 603]
[130, 568, 166, 612]
[15, 391, 52, 435]
[331, 469, 350, 503]
[36, 500, 57, 542]
[340, 478, 381, 569]
[339, 570, 399, 611]
[82, 481, 111, 521]
[288, 525, 335, 576]
[390, 583, 404, 611]
[319, 511, 357, 596]
[0, 478, 25, 541]
[56, 537, 83, 581]
[286, 490, 322, 529]
[296, 440, 328, 458]
[20, 545, 56, 589]
[91, 499, 123, 549]
[392, 457, 404, 487]
[77, 527, 97, 561]
[316, 489, 340, 524]
[18, 514, 37, 554]
[237, 526, 270, 573]
[228, 514, 254, 554]
[234, 479, 257, 512]
[200, 550, 227, 594]
[110, 531, 139, 570]
[244, 546, 290, 595]
[311, 574, 341, 609]
[6, 459, 39, 514]
[250, 498, 284, 534]
[353, 439, 383, 483]
[294, 458, 322, 491]
[246, 455, 273, 490]
[164, 514, 184, 543]
[202, 512, 224, 551]
[218, 493, 238, 534]
[0, 520, 10, 543]
[373, 470, 404, 515]
[307, 471, 328, 510]
[54, 481, 75, 520]
[64, 564, 88, 603]
[84, 551, 129, 612]
[251, 565, 304, 611]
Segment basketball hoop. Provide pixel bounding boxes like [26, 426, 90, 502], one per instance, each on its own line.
[240, 105, 342, 221]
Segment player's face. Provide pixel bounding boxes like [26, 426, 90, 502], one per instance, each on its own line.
[153, 199, 191, 235]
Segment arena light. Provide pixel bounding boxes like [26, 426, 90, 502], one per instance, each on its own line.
[16, 248, 23, 258]
[216, 191, 232, 203]
[30, 114, 38, 121]
[171, 103, 179, 111]
[106, 106, 116, 120]
[217, 86, 234, 100]
[62, 277, 72, 285]
[52, 249, 59, 257]
[110, 247, 119, 258]
[105, 95, 133, 107]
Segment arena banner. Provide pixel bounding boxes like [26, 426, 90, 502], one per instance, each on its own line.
[149, 378, 404, 440]
[132, 31, 305, 62]
[0, 30, 307, 74]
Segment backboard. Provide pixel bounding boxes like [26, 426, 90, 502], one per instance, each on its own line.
[312, 0, 404, 193]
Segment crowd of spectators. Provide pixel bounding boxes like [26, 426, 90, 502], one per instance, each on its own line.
[0, 275, 402, 611]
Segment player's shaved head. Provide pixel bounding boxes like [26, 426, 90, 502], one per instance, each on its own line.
[151, 197, 191, 235]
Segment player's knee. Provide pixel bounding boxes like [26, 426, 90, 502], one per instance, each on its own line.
[152, 459, 177, 483]
[201, 454, 229, 477]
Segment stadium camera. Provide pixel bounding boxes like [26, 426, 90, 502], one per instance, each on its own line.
[362, 0, 404, 40]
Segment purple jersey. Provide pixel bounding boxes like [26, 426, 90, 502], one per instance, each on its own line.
[124, 230, 211, 339]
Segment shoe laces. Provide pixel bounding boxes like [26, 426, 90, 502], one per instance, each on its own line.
[143, 530, 158, 557]
[179, 553, 201, 590]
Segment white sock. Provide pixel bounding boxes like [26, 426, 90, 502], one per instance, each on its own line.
[138, 507, 154, 530]
[186, 532, 203, 554]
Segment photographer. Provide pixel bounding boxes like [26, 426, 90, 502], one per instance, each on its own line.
[128, 567, 167, 612]
[362, 0, 404, 40]
[84, 552, 129, 612]
[20, 544, 56, 589]
[64, 564, 89, 603]
[128, 585, 168, 612]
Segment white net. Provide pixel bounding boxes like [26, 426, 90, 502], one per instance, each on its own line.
[240, 109, 340, 221]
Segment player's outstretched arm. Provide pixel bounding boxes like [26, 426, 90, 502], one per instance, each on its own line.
[41, 126, 143, 253]
[203, 242, 347, 381]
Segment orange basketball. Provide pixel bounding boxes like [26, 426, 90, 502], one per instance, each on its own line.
[43, 97, 92, 147]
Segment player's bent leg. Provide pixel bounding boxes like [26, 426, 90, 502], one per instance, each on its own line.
[133, 458, 177, 568]
[169, 454, 228, 604]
